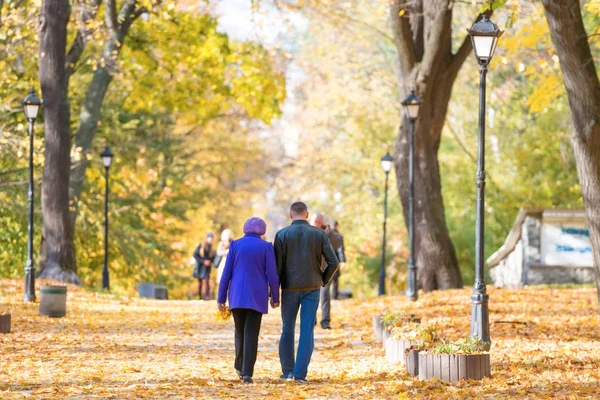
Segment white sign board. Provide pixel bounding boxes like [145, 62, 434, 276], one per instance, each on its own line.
[541, 223, 593, 267]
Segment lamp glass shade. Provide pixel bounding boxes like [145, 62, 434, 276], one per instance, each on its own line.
[401, 90, 424, 120]
[381, 153, 393, 173]
[467, 15, 503, 65]
[472, 36, 498, 63]
[405, 103, 420, 119]
[100, 147, 114, 168]
[24, 104, 41, 120]
[102, 156, 112, 168]
[22, 89, 42, 120]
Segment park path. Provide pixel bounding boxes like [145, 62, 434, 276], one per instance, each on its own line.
[2, 279, 600, 399]
[0, 280, 397, 399]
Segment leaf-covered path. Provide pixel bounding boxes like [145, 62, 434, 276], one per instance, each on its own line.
[1, 280, 599, 399]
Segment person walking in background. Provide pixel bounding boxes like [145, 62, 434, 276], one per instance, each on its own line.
[193, 233, 215, 300]
[330, 220, 346, 300]
[217, 217, 280, 384]
[216, 229, 235, 291]
[274, 202, 339, 383]
[310, 214, 343, 330]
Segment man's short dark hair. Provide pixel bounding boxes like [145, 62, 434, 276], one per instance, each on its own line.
[290, 201, 308, 216]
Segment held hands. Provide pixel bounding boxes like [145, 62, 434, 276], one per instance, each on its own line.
[270, 300, 280, 309]
[217, 303, 226, 312]
[204, 260, 211, 267]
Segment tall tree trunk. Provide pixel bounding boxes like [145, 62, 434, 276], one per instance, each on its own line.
[542, 0, 600, 308]
[38, 0, 81, 284]
[389, 0, 474, 290]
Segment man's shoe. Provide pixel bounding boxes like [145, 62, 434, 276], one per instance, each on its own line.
[279, 373, 293, 381]
[321, 324, 331, 330]
[242, 375, 253, 383]
[294, 377, 308, 384]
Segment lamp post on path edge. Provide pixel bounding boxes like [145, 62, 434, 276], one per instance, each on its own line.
[22, 89, 42, 303]
[401, 90, 423, 302]
[467, 15, 503, 346]
[379, 153, 393, 296]
[100, 146, 114, 291]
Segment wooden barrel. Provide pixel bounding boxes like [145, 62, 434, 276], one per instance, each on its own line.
[39, 285, 67, 318]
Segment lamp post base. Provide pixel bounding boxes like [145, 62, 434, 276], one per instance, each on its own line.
[405, 291, 418, 302]
[469, 291, 490, 349]
[24, 261, 36, 303]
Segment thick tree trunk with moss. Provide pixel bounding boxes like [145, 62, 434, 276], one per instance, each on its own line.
[542, 0, 600, 308]
[38, 0, 81, 284]
[388, 0, 473, 290]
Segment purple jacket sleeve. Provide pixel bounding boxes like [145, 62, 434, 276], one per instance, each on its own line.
[217, 241, 235, 304]
[265, 243, 280, 304]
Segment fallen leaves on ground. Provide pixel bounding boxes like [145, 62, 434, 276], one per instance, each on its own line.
[0, 279, 599, 399]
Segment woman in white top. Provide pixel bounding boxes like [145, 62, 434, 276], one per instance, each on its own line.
[216, 229, 235, 288]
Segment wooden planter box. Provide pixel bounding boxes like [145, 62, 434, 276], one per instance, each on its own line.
[385, 339, 417, 365]
[405, 349, 420, 375]
[382, 329, 391, 349]
[0, 314, 10, 334]
[372, 315, 384, 342]
[418, 353, 491, 381]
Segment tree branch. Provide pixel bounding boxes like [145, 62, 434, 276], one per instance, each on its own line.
[65, 0, 103, 80]
[389, 0, 417, 75]
[105, 0, 118, 33]
[448, 34, 472, 80]
[419, 1, 452, 81]
[449, 11, 492, 80]
[120, 5, 148, 34]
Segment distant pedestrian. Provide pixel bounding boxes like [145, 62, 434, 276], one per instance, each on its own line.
[193, 233, 215, 300]
[216, 229, 235, 290]
[310, 214, 343, 329]
[217, 217, 280, 384]
[330, 220, 346, 300]
[275, 202, 339, 383]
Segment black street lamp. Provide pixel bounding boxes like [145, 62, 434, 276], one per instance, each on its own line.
[401, 90, 423, 302]
[379, 152, 393, 296]
[22, 89, 42, 303]
[467, 15, 503, 346]
[100, 146, 114, 291]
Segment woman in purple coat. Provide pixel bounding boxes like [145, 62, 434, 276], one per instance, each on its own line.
[217, 217, 280, 383]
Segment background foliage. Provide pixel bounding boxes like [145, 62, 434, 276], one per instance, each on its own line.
[1, 0, 596, 298]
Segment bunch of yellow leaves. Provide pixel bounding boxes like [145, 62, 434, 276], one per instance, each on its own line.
[215, 305, 232, 322]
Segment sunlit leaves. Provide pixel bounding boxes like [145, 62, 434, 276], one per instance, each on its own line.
[0, 280, 598, 397]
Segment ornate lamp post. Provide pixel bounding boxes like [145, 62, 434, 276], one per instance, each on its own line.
[100, 146, 114, 291]
[22, 89, 42, 303]
[379, 152, 393, 296]
[401, 90, 423, 302]
[467, 15, 503, 345]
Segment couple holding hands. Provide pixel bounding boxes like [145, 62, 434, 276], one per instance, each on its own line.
[217, 202, 340, 384]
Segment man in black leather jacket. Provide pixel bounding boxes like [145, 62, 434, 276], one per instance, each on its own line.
[274, 201, 339, 383]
